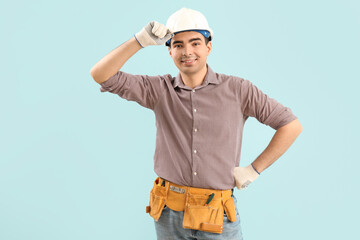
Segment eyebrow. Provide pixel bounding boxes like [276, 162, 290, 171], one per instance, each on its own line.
[172, 37, 203, 46]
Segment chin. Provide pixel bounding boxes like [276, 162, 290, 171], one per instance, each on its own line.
[179, 67, 198, 75]
[176, 63, 205, 75]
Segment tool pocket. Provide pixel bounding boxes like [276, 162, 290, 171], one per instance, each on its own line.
[183, 194, 224, 234]
[147, 178, 167, 221]
[223, 197, 237, 222]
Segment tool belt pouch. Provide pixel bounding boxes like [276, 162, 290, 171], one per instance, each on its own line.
[146, 178, 167, 222]
[183, 193, 224, 234]
[223, 197, 237, 222]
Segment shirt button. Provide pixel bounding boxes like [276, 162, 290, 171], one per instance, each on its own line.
[194, 172, 197, 176]
[194, 128, 198, 132]
[194, 149, 197, 154]
[192, 89, 196, 93]
[193, 109, 197, 112]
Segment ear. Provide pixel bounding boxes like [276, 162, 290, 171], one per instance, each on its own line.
[206, 41, 212, 55]
[168, 46, 172, 57]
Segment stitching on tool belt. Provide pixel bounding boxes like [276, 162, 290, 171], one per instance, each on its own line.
[169, 185, 185, 194]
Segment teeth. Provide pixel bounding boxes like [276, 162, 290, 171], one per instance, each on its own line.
[182, 59, 196, 63]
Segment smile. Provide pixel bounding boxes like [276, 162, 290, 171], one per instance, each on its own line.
[181, 58, 198, 65]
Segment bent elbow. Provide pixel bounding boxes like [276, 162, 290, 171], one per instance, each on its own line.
[294, 119, 303, 137]
[279, 118, 303, 137]
[90, 68, 104, 84]
[90, 68, 97, 81]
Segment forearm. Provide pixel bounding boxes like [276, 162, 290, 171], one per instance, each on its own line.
[90, 37, 142, 84]
[252, 119, 303, 173]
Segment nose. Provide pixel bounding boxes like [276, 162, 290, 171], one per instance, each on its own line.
[182, 45, 193, 56]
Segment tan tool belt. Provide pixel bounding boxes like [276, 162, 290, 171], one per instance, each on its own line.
[146, 177, 237, 234]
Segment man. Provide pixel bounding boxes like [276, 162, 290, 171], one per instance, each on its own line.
[90, 8, 302, 240]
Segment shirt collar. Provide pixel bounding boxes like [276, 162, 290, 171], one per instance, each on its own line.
[172, 64, 220, 89]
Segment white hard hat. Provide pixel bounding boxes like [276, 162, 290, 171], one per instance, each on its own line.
[165, 8, 213, 46]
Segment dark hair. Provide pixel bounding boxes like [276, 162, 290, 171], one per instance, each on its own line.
[169, 35, 211, 48]
[204, 37, 210, 45]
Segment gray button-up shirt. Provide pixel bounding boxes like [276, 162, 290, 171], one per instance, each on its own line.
[99, 65, 297, 190]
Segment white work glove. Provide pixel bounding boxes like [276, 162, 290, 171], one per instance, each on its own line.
[233, 164, 260, 190]
[134, 21, 174, 48]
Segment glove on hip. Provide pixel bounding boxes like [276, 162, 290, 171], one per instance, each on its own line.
[233, 165, 260, 190]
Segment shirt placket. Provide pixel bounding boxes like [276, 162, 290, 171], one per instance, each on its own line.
[190, 88, 199, 185]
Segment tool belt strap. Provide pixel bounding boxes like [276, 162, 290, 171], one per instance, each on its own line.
[146, 177, 237, 234]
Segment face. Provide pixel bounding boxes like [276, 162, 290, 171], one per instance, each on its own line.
[168, 31, 212, 76]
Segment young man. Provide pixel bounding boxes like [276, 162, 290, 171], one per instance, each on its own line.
[90, 8, 302, 240]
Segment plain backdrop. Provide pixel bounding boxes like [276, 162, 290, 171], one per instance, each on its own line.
[1, 0, 359, 239]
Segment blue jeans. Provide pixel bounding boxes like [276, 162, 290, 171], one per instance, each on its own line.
[154, 195, 243, 240]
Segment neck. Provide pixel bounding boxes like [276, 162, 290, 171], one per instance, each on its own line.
[180, 65, 208, 89]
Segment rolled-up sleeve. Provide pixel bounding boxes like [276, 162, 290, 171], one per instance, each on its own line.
[239, 79, 297, 130]
[99, 71, 166, 110]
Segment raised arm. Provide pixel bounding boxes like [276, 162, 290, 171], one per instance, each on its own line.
[90, 21, 173, 84]
[90, 37, 141, 84]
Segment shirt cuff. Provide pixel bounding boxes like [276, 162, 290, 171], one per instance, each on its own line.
[99, 71, 120, 92]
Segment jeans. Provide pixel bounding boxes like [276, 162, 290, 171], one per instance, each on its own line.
[154, 195, 243, 240]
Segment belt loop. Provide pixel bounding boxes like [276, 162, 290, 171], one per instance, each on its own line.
[165, 179, 169, 195]
[160, 177, 169, 196]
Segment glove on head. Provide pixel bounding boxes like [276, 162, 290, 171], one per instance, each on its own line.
[135, 21, 174, 48]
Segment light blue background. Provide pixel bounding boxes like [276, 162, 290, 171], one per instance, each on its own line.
[1, 0, 359, 239]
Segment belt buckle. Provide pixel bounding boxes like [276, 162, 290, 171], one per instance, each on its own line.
[169, 185, 185, 194]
